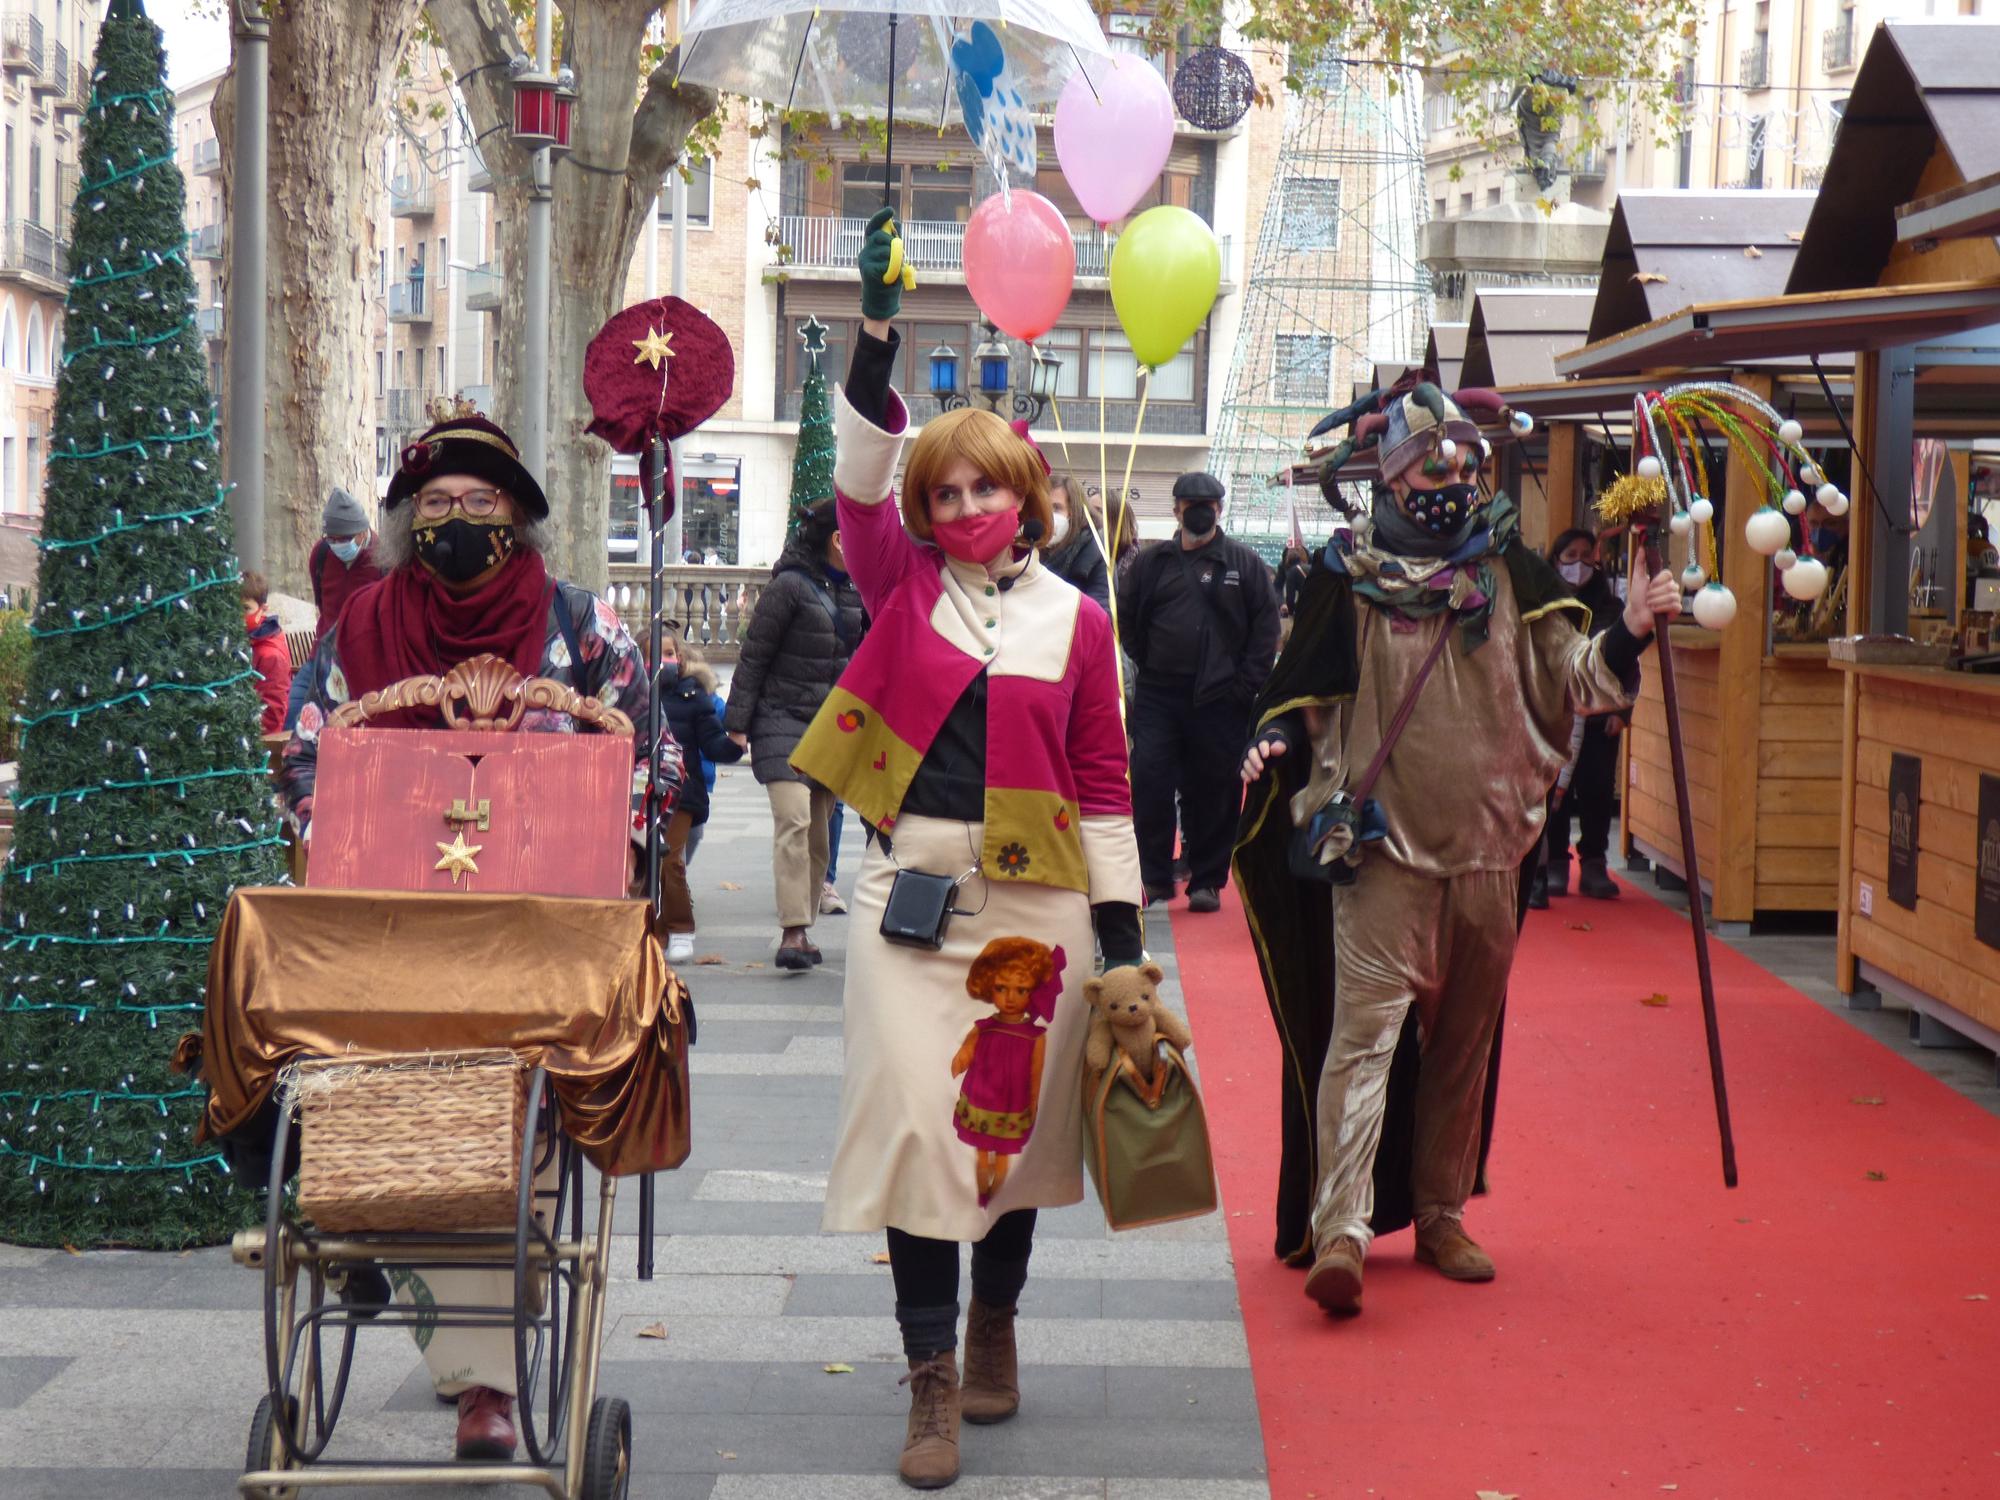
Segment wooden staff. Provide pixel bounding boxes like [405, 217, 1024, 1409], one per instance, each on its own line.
[1637, 516, 1739, 1189]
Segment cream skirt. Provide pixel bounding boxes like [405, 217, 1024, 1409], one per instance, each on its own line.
[822, 815, 1095, 1242]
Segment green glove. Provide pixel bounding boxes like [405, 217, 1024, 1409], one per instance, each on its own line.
[858, 205, 915, 322]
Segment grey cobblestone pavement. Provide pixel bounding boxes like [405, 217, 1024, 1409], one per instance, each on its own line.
[0, 761, 1270, 1500]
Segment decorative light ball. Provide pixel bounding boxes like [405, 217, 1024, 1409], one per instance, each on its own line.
[1669, 511, 1693, 537]
[1692, 582, 1738, 631]
[1800, 464, 1823, 486]
[1479, 438, 1493, 460]
[1438, 437, 1457, 461]
[1636, 455, 1663, 480]
[1815, 482, 1839, 507]
[1782, 488, 1807, 515]
[1822, 489, 1850, 518]
[1781, 556, 1830, 601]
[1778, 418, 1804, 445]
[1774, 547, 1797, 571]
[1509, 409, 1534, 436]
[1680, 562, 1708, 590]
[1689, 496, 1715, 525]
[1745, 507, 1792, 556]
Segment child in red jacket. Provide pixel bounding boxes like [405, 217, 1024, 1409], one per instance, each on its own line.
[241, 572, 292, 735]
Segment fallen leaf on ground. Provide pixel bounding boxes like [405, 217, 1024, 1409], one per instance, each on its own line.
[635, 1322, 668, 1340]
[1786, 229, 1805, 241]
[1851, 1095, 1885, 1106]
[696, 953, 727, 965]
[870, 1252, 892, 1264]
[1662, 1487, 1679, 1492]
[1743, 244, 1764, 258]
[1631, 271, 1669, 284]
[1640, 992, 1671, 1007]
[1475, 1491, 1521, 1500]
[718, 881, 744, 891]
[1865, 1170, 1887, 1181]
[1965, 1293, 1988, 1301]
[60, 1243, 81, 1256]
[718, 1451, 738, 1461]
[1567, 921, 1593, 932]
[823, 1363, 854, 1374]
[743, 961, 766, 970]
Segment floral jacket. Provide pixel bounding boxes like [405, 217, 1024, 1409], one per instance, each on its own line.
[278, 581, 683, 842]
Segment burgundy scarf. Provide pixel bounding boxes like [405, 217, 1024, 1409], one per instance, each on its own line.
[336, 551, 554, 725]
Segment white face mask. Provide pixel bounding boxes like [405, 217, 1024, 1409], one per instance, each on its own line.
[1558, 559, 1595, 586]
[1049, 511, 1071, 546]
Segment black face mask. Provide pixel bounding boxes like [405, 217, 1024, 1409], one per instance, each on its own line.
[657, 661, 682, 688]
[1180, 502, 1218, 538]
[1399, 481, 1481, 538]
[416, 515, 518, 584]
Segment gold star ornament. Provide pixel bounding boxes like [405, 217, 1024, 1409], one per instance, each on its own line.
[434, 831, 484, 885]
[632, 325, 676, 369]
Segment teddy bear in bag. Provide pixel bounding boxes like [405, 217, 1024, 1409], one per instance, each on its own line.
[1082, 963, 1193, 1084]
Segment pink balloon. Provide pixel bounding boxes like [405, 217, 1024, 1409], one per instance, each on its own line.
[1054, 58, 1175, 227]
[963, 190, 1076, 343]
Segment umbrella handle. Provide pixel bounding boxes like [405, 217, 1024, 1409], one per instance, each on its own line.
[884, 12, 899, 208]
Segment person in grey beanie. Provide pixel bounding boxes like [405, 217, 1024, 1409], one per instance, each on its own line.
[282, 487, 384, 728]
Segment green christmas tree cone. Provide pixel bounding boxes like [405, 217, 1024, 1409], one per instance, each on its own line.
[787, 362, 836, 539]
[0, 0, 286, 1248]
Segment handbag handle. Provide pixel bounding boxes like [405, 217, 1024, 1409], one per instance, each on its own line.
[1347, 616, 1452, 805]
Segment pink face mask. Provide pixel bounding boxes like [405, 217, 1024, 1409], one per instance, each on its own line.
[931, 506, 1021, 565]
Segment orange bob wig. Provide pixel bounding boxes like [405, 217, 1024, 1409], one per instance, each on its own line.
[899, 407, 1053, 547]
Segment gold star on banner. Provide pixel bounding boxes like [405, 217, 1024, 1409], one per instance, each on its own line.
[434, 831, 484, 885]
[632, 326, 676, 369]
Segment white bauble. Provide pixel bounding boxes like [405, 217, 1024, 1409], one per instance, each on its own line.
[1781, 556, 1830, 601]
[1636, 455, 1663, 479]
[1800, 464, 1823, 486]
[1822, 489, 1850, 517]
[1774, 548, 1797, 570]
[1692, 582, 1738, 630]
[1509, 409, 1534, 436]
[1689, 496, 1715, 524]
[1479, 438, 1493, 460]
[1669, 511, 1693, 537]
[1778, 418, 1804, 445]
[1439, 437, 1457, 461]
[1745, 507, 1792, 556]
[1680, 562, 1708, 590]
[1815, 482, 1839, 506]
[1782, 488, 1807, 515]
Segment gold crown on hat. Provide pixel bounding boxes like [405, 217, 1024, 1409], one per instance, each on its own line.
[426, 393, 484, 425]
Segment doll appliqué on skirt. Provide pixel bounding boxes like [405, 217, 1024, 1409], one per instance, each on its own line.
[951, 937, 1066, 1205]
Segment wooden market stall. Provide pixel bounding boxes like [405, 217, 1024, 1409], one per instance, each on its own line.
[1457, 289, 1595, 550]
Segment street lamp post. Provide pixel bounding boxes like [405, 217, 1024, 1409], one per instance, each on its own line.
[933, 321, 1061, 427]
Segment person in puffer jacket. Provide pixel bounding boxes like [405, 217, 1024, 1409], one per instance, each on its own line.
[241, 572, 291, 735]
[656, 625, 745, 961]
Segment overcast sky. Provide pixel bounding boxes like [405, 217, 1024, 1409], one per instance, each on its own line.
[149, 0, 231, 91]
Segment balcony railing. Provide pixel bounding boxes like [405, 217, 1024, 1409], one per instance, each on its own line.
[196, 305, 223, 340]
[779, 387, 1206, 437]
[1740, 36, 1769, 90]
[193, 137, 221, 176]
[390, 174, 436, 217]
[387, 278, 432, 322]
[189, 221, 225, 259]
[773, 214, 1232, 285]
[42, 38, 66, 102]
[606, 564, 767, 662]
[462, 261, 501, 312]
[2, 14, 44, 77]
[0, 220, 66, 285]
[1823, 21, 1857, 72]
[386, 388, 424, 430]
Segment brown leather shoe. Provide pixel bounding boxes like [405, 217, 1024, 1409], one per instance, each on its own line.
[454, 1386, 517, 1462]
[1302, 1236, 1364, 1314]
[1415, 1221, 1496, 1282]
[897, 1352, 961, 1489]
[960, 1298, 1019, 1424]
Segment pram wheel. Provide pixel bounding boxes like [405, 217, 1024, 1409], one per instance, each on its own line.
[580, 1396, 632, 1500]
[244, 1393, 299, 1499]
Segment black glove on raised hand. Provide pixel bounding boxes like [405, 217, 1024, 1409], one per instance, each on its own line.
[857, 205, 915, 322]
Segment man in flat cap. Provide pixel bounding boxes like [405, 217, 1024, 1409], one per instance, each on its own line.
[1116, 472, 1281, 912]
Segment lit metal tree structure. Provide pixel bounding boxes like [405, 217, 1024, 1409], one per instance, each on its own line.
[1208, 58, 1432, 558]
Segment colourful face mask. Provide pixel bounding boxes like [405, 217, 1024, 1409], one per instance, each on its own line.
[1400, 481, 1481, 537]
[932, 507, 1020, 565]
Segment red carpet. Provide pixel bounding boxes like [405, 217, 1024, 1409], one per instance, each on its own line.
[1173, 876, 2000, 1500]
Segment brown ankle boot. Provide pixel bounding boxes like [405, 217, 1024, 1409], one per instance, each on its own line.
[1415, 1220, 1496, 1282]
[897, 1352, 961, 1489]
[960, 1298, 1019, 1424]
[1302, 1235, 1365, 1315]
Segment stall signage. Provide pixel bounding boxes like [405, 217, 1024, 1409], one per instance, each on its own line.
[1978, 775, 2000, 952]
[1888, 754, 1920, 912]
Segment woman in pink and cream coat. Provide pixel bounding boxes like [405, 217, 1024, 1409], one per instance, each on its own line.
[789, 208, 1144, 1490]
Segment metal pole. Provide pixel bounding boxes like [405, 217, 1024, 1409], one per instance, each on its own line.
[664, 0, 690, 566]
[637, 433, 670, 1282]
[227, 2, 269, 575]
[520, 0, 554, 479]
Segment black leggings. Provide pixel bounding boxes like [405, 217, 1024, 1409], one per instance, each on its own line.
[886, 1209, 1037, 1358]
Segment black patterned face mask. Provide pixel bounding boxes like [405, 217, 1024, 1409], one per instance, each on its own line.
[1400, 481, 1481, 537]
[416, 514, 518, 583]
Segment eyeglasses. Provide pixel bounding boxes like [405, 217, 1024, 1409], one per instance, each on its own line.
[413, 487, 506, 520]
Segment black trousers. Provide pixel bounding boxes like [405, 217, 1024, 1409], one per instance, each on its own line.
[886, 1209, 1038, 1358]
[1546, 718, 1617, 866]
[1131, 675, 1245, 894]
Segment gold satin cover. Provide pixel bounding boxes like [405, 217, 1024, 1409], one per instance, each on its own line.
[186, 887, 689, 1177]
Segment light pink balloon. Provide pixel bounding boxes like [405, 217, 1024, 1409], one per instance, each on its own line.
[963, 189, 1076, 343]
[1054, 58, 1175, 228]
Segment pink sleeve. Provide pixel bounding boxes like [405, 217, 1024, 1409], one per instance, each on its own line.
[1065, 601, 1133, 817]
[835, 387, 933, 618]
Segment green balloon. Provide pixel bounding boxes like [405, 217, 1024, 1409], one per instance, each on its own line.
[1109, 206, 1222, 370]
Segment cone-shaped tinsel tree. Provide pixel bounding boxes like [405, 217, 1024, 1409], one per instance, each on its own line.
[0, 0, 286, 1248]
[786, 354, 836, 538]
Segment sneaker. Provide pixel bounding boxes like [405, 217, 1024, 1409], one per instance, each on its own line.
[1185, 887, 1221, 914]
[1415, 1220, 1496, 1282]
[454, 1386, 517, 1462]
[819, 881, 848, 915]
[666, 933, 695, 963]
[1303, 1235, 1365, 1314]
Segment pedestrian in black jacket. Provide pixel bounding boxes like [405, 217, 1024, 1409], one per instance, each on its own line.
[657, 625, 745, 962]
[1116, 472, 1281, 910]
[724, 499, 864, 966]
[1038, 474, 1111, 611]
[1531, 527, 1626, 907]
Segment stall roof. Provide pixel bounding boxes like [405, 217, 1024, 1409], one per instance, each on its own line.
[1460, 290, 1597, 388]
[1788, 19, 2000, 294]
[1585, 192, 1814, 345]
[1897, 168, 2000, 244]
[1427, 323, 1469, 389]
[1553, 277, 2000, 378]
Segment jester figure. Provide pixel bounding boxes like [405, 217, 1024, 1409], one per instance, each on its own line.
[1232, 379, 1683, 1315]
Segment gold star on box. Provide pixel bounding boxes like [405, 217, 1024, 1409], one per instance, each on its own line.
[434, 831, 484, 885]
[632, 326, 676, 369]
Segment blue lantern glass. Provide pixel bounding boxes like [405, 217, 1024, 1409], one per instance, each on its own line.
[979, 350, 1010, 395]
[929, 344, 959, 397]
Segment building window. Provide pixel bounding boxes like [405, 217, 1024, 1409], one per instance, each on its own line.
[378, 251, 387, 294]
[912, 164, 974, 224]
[376, 427, 390, 476]
[1745, 115, 1767, 189]
[1279, 177, 1340, 253]
[1487, 185, 1503, 206]
[395, 347, 405, 385]
[1273, 334, 1333, 405]
[375, 349, 385, 390]
[414, 346, 425, 388]
[1094, 329, 1197, 402]
[661, 156, 714, 227]
[25, 435, 38, 511]
[1, 438, 14, 512]
[28, 144, 41, 225]
[791, 316, 850, 391]
[435, 344, 445, 389]
[1036, 326, 1082, 398]
[1459, 191, 1473, 214]
[1433, 197, 1446, 220]
[841, 162, 898, 221]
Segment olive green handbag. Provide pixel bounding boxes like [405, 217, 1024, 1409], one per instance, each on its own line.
[1081, 1041, 1218, 1230]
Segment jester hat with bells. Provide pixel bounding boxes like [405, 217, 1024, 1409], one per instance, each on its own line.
[1309, 375, 1531, 537]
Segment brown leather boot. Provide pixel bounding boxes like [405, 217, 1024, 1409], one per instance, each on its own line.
[1415, 1220, 1497, 1282]
[1302, 1235, 1365, 1315]
[453, 1386, 517, 1462]
[960, 1299, 1019, 1424]
[897, 1352, 961, 1489]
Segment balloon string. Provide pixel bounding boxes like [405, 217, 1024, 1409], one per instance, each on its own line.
[1119, 367, 1150, 512]
[1097, 303, 1110, 542]
[1036, 344, 1077, 474]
